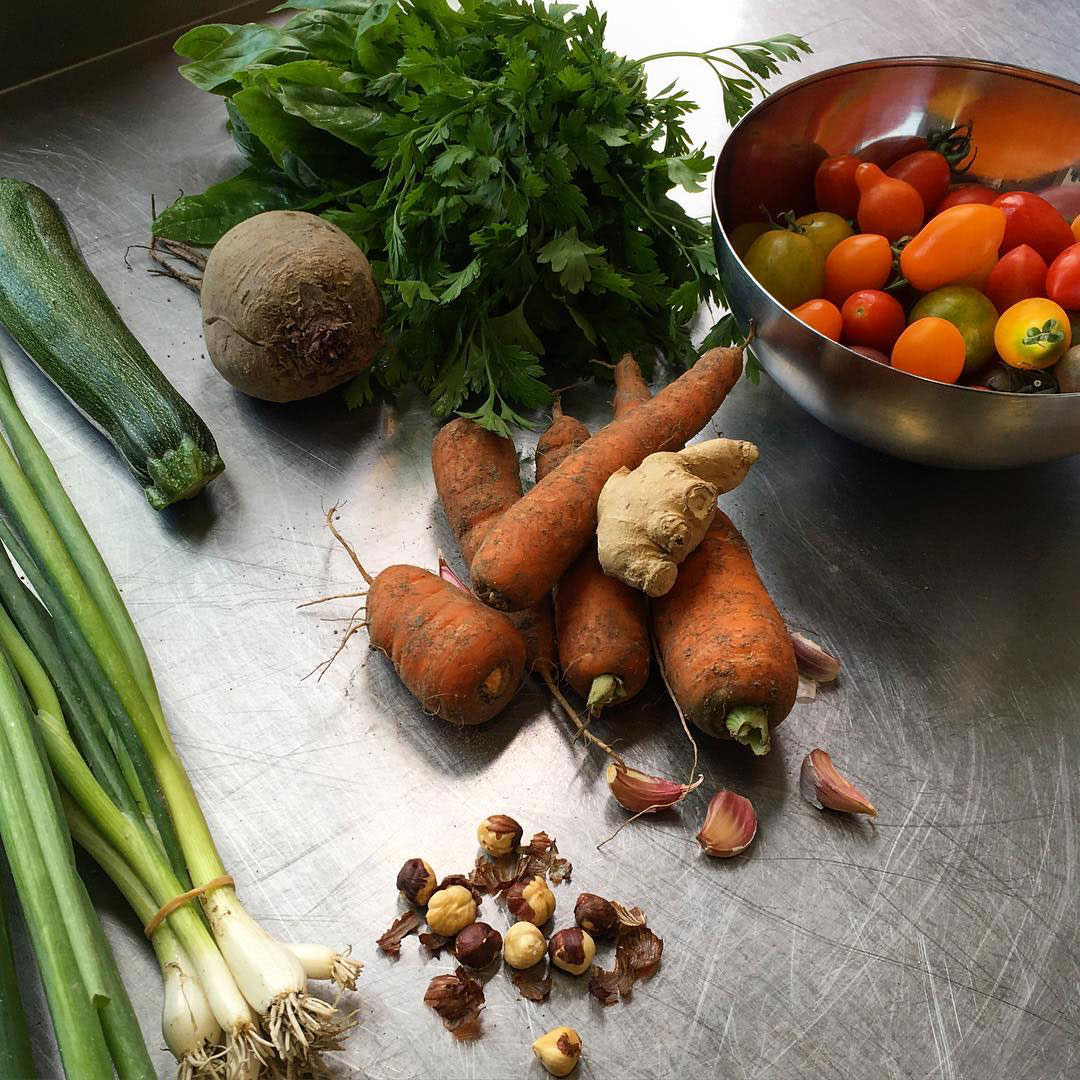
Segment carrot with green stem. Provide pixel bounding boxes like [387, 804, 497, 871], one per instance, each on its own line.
[471, 346, 744, 612]
[651, 510, 798, 754]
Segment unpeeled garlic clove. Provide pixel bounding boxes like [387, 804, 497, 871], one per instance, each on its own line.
[800, 748, 876, 817]
[789, 632, 840, 684]
[696, 789, 757, 857]
[438, 552, 469, 592]
[605, 762, 696, 814]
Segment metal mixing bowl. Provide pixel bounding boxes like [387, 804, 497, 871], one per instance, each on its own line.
[712, 57, 1080, 469]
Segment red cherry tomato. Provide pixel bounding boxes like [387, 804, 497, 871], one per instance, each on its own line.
[855, 163, 924, 242]
[933, 184, 998, 215]
[887, 151, 951, 209]
[847, 345, 891, 365]
[814, 155, 861, 219]
[856, 134, 928, 169]
[984, 245, 1048, 314]
[840, 289, 907, 351]
[1046, 243, 1080, 310]
[993, 192, 1074, 262]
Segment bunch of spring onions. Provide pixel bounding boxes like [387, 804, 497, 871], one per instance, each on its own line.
[0, 350, 359, 1079]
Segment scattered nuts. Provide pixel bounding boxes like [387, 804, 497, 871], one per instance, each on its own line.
[574, 893, 618, 938]
[502, 921, 547, 969]
[532, 1026, 582, 1077]
[604, 762, 700, 814]
[696, 789, 757, 857]
[548, 928, 595, 975]
[476, 814, 523, 856]
[506, 875, 556, 925]
[800, 748, 876, 817]
[425, 885, 478, 936]
[396, 858, 437, 906]
[453, 922, 502, 969]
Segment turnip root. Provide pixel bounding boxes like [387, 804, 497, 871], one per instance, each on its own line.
[595, 438, 758, 597]
[199, 211, 383, 402]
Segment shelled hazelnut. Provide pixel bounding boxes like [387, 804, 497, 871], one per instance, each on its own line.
[425, 885, 477, 936]
[396, 858, 437, 905]
[453, 922, 502, 969]
[476, 814, 523, 856]
[573, 893, 618, 938]
[502, 921, 547, 969]
[532, 1026, 582, 1076]
[548, 928, 595, 975]
[506, 875, 555, 925]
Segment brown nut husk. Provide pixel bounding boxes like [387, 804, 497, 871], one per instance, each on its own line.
[396, 858, 437, 905]
[453, 923, 502, 969]
[476, 814, 523, 856]
[548, 928, 596, 975]
[506, 875, 555, 925]
[574, 893, 619, 938]
[800, 748, 877, 816]
[424, 967, 484, 1040]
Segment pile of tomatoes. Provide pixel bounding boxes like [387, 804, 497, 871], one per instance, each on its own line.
[733, 131, 1080, 393]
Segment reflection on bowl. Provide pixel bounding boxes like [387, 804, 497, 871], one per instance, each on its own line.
[712, 56, 1080, 469]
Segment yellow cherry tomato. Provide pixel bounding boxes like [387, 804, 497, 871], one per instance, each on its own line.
[994, 298, 1072, 370]
[730, 222, 771, 258]
[793, 212, 854, 258]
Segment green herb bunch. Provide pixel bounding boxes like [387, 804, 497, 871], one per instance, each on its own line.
[155, 0, 809, 431]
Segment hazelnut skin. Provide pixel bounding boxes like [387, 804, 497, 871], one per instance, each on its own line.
[574, 893, 618, 938]
[425, 885, 477, 936]
[532, 1026, 582, 1077]
[502, 921, 547, 969]
[476, 814, 523, 856]
[548, 928, 595, 975]
[453, 922, 502, 969]
[506, 875, 555, 925]
[396, 859, 437, 906]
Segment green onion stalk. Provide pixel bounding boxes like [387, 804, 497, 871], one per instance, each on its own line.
[0, 357, 359, 1075]
[0, 873, 35, 1080]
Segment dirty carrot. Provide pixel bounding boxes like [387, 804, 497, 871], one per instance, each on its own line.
[534, 396, 590, 477]
[471, 346, 744, 611]
[612, 352, 652, 416]
[650, 509, 797, 754]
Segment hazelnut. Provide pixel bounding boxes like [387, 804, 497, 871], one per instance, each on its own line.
[396, 858, 437, 906]
[573, 893, 618, 938]
[506, 875, 555, 925]
[502, 921, 547, 969]
[453, 922, 502, 969]
[548, 927, 595, 975]
[425, 885, 477, 936]
[476, 814, 523, 856]
[532, 1026, 582, 1077]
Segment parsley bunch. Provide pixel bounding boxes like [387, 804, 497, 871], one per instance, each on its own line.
[155, 0, 809, 432]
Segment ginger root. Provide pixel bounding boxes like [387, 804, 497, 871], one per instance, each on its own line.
[595, 438, 758, 596]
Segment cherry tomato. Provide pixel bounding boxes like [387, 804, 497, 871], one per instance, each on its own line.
[856, 134, 928, 169]
[1073, 213, 1080, 244]
[847, 345, 891, 365]
[933, 185, 998, 215]
[899, 204, 1006, 292]
[984, 244, 1048, 314]
[743, 230, 825, 309]
[793, 212, 853, 259]
[887, 151, 951, 209]
[908, 286, 999, 376]
[891, 318, 966, 383]
[994, 298, 1072, 370]
[1046, 244, 1080, 310]
[791, 299, 843, 340]
[855, 163, 924, 242]
[728, 135, 827, 224]
[824, 234, 892, 303]
[730, 222, 771, 258]
[840, 290, 906, 351]
[993, 192, 1074, 263]
[814, 155, 861, 218]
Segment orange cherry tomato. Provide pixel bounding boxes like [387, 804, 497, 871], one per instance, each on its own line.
[899, 204, 1006, 292]
[814, 155, 861, 218]
[887, 150, 951, 209]
[855, 163, 924, 242]
[1072, 213, 1080, 244]
[791, 299, 843, 340]
[824, 233, 892, 303]
[890, 317, 966, 383]
[994, 298, 1072, 369]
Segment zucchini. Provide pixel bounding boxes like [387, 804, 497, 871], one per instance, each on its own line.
[0, 179, 223, 510]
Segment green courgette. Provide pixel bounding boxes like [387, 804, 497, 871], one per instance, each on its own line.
[0, 179, 223, 510]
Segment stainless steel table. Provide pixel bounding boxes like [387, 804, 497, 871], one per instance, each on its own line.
[1, 2, 1078, 1077]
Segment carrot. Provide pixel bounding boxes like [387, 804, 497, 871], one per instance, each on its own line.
[367, 565, 527, 725]
[471, 346, 743, 611]
[650, 510, 797, 754]
[535, 396, 589, 478]
[432, 417, 556, 675]
[546, 361, 651, 711]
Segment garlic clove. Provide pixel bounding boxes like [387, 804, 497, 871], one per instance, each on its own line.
[437, 551, 470, 592]
[696, 789, 757, 857]
[789, 632, 840, 684]
[800, 748, 876, 817]
[605, 762, 696, 814]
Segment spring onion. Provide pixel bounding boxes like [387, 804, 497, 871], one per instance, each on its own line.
[0, 878, 35, 1080]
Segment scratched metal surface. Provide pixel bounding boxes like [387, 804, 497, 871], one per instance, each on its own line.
[1, 1, 1078, 1077]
